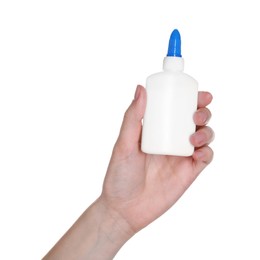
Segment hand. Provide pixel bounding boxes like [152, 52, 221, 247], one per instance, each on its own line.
[43, 85, 214, 260]
[99, 85, 214, 236]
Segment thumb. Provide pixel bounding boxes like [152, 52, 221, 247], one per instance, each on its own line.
[115, 85, 146, 155]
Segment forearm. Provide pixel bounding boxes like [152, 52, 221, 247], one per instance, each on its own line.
[43, 198, 133, 260]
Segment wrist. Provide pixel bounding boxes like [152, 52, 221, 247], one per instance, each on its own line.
[75, 197, 135, 259]
[43, 198, 135, 260]
[76, 197, 134, 259]
[94, 197, 135, 246]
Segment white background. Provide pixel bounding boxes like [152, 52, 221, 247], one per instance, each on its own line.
[1, 0, 260, 259]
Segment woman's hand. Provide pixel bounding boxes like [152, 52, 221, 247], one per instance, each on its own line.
[43, 85, 214, 260]
[100, 85, 214, 236]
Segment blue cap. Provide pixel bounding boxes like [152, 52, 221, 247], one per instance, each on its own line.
[167, 29, 182, 57]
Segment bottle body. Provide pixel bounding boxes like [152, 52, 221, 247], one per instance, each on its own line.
[141, 68, 198, 156]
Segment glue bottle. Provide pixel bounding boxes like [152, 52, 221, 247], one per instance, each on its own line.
[141, 29, 198, 156]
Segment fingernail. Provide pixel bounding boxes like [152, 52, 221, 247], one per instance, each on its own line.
[195, 133, 205, 146]
[134, 85, 141, 100]
[207, 92, 213, 102]
[197, 111, 208, 124]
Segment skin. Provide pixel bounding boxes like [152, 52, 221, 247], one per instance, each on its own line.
[43, 85, 214, 260]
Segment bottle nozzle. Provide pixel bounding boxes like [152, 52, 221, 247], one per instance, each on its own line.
[167, 29, 182, 57]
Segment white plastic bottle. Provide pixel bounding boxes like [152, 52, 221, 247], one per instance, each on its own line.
[141, 29, 198, 156]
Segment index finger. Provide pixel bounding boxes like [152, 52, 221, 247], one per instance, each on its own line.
[198, 91, 213, 108]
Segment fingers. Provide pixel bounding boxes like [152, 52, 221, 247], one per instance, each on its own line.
[193, 107, 212, 126]
[197, 91, 213, 108]
[192, 146, 214, 168]
[190, 126, 214, 148]
[191, 93, 214, 171]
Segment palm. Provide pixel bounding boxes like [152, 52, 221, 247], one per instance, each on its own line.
[102, 148, 201, 232]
